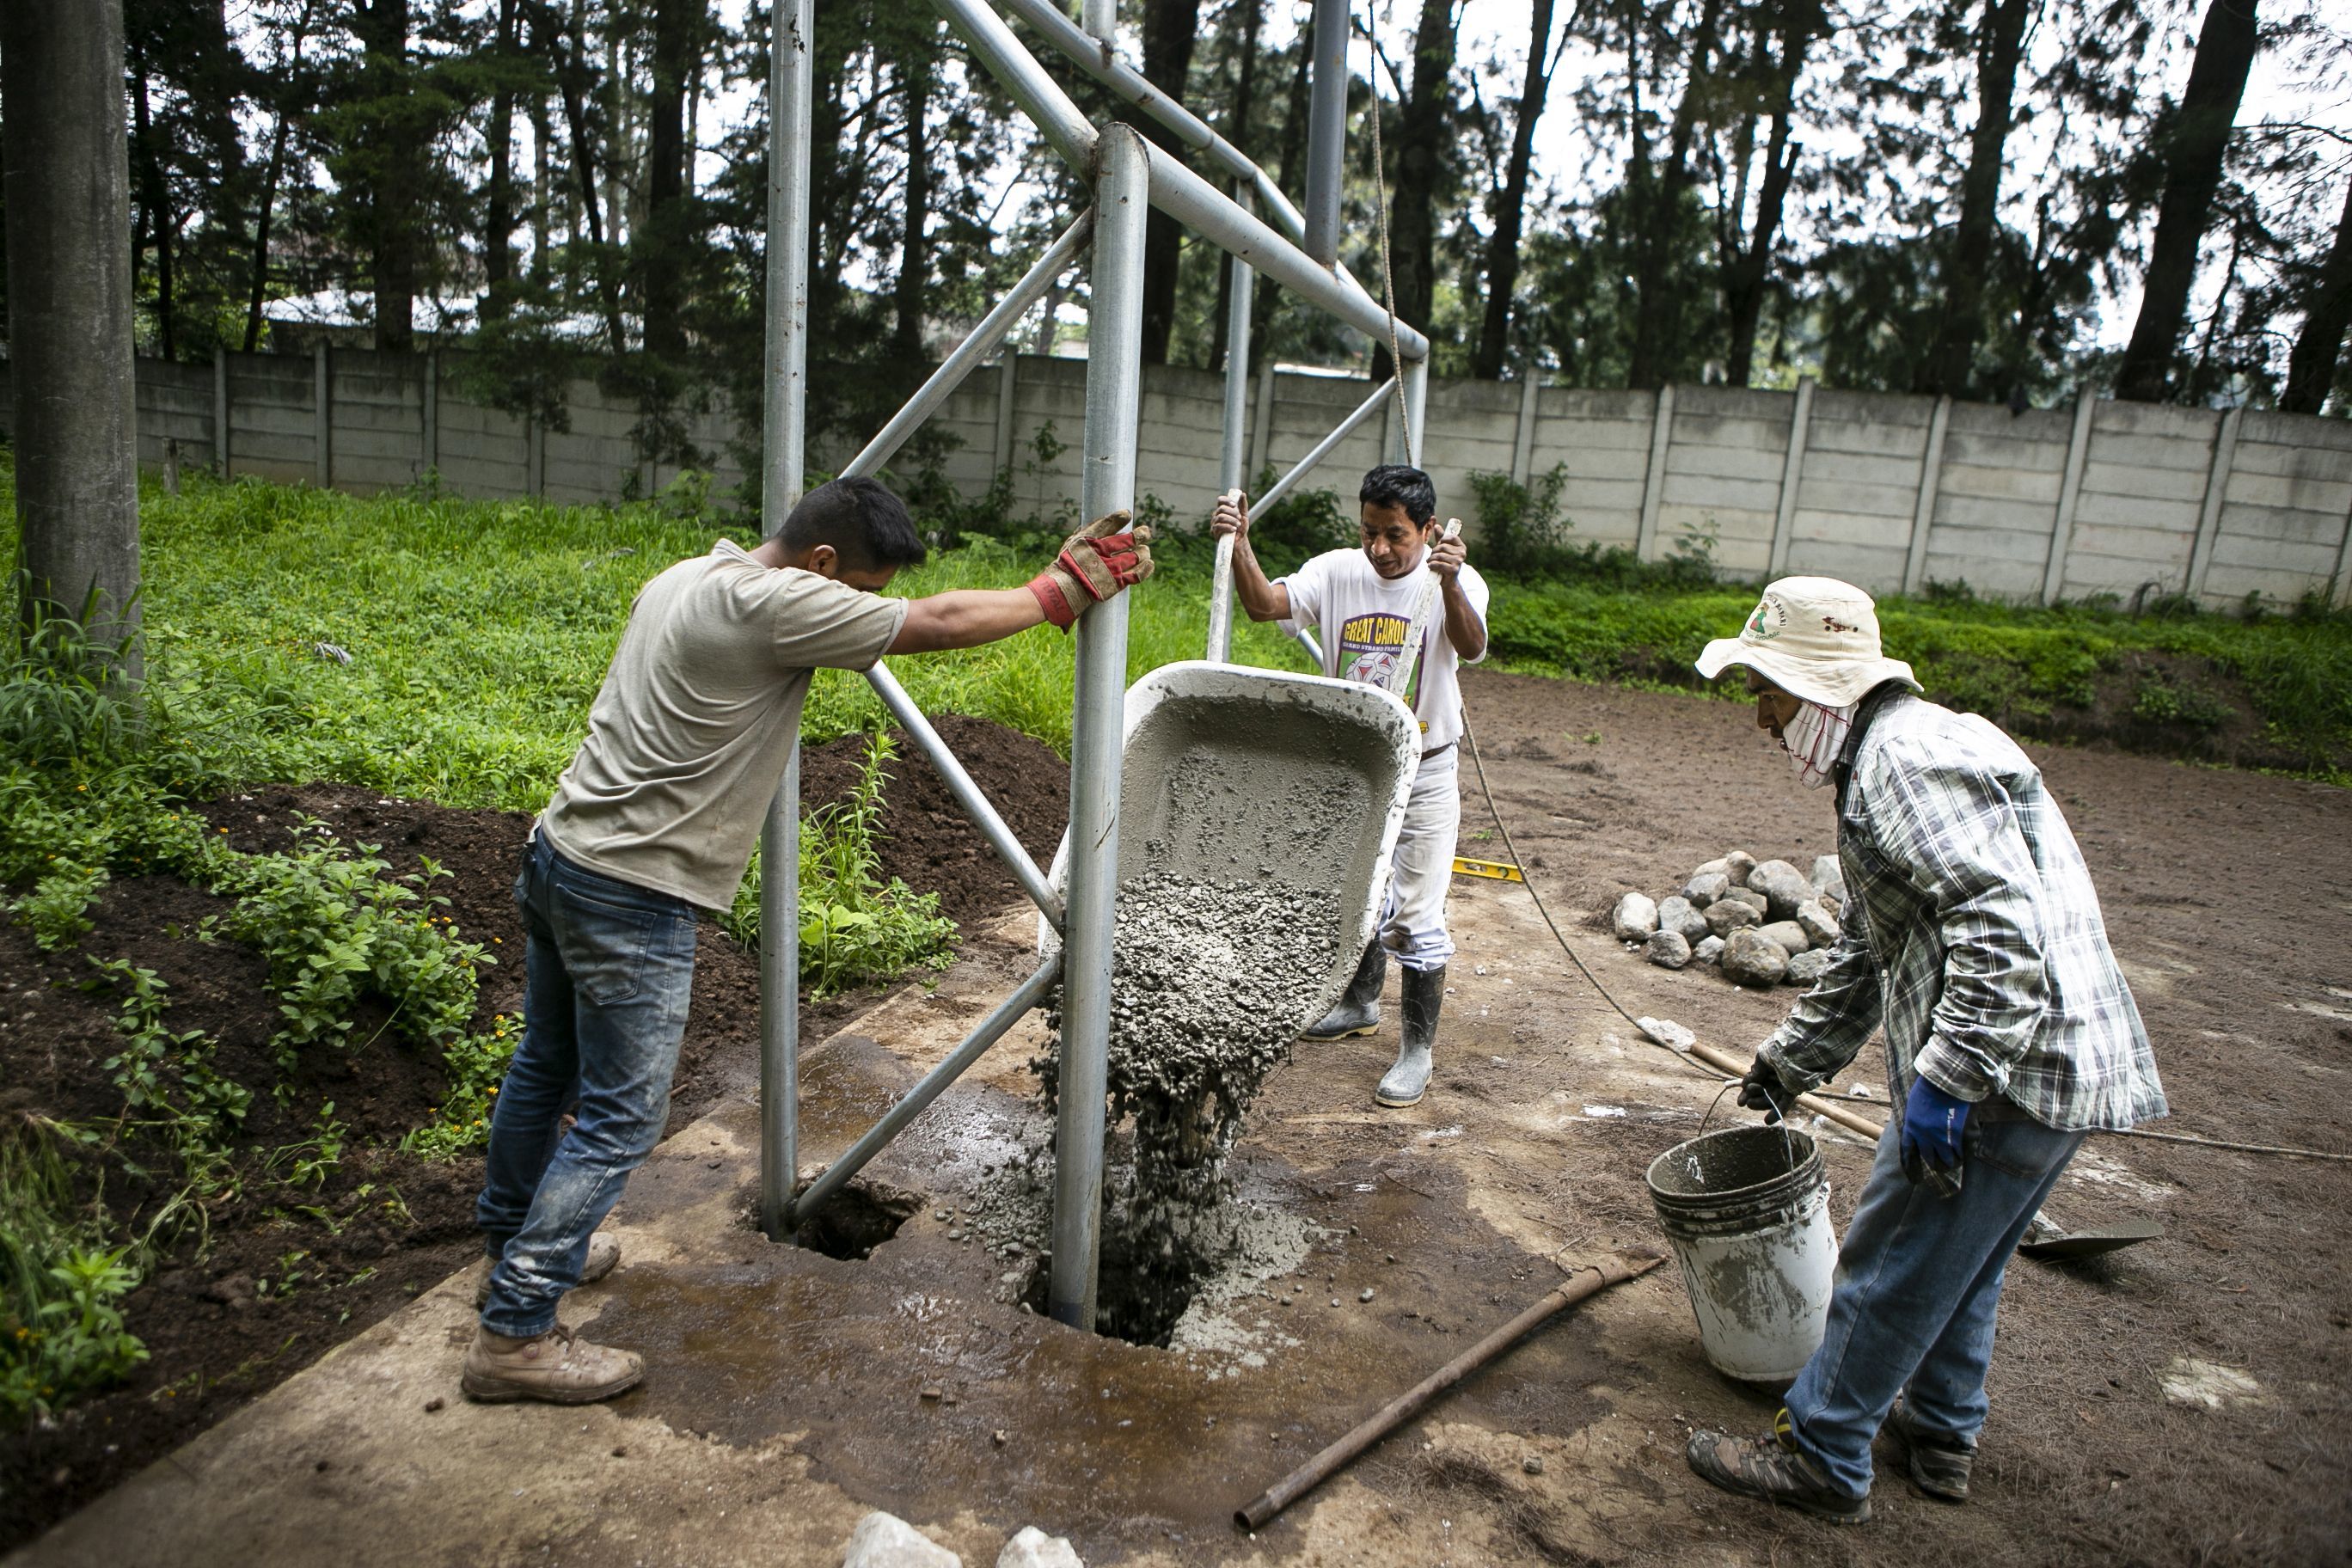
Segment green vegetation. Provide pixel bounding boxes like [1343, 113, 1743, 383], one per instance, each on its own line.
[1, 1122, 148, 1419]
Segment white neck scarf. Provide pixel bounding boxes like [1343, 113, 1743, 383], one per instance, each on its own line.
[1781, 698, 1856, 790]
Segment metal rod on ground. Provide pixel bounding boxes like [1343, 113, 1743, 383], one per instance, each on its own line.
[1300, 0, 1348, 266]
[862, 661, 1065, 932]
[1049, 124, 1148, 1333]
[1255, 378, 1396, 517]
[1207, 187, 1255, 665]
[841, 210, 1094, 481]
[1235, 1252, 1663, 1531]
[756, 0, 815, 1243]
[790, 959, 1063, 1222]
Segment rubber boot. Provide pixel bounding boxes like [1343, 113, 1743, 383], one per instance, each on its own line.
[1376, 965, 1442, 1108]
[1301, 940, 1386, 1041]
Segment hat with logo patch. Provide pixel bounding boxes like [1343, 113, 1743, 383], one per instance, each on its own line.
[1694, 576, 1920, 707]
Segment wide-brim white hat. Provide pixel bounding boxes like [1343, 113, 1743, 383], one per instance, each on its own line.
[1694, 576, 1920, 708]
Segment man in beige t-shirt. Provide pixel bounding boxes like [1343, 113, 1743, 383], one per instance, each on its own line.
[462, 477, 1152, 1405]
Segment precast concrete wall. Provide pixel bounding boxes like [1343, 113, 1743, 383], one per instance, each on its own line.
[5, 349, 2349, 609]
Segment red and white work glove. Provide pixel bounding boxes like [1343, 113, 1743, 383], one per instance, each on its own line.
[1026, 510, 1155, 630]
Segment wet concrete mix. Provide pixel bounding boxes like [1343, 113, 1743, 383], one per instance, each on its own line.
[993, 868, 1342, 1343]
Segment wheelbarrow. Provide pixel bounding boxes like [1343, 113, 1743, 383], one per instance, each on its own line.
[1042, 659, 1421, 1031]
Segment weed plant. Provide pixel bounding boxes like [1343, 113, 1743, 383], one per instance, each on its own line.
[0, 1121, 147, 1418]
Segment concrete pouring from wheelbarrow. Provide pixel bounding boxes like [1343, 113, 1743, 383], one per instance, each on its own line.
[11, 879, 2173, 1568]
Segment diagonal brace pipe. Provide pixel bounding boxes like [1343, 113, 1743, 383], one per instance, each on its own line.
[789, 957, 1063, 1224]
[842, 209, 1094, 481]
[864, 660, 1066, 932]
[1254, 377, 1394, 517]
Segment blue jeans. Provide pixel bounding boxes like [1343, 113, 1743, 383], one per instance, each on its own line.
[1783, 1108, 2085, 1498]
[475, 836, 698, 1338]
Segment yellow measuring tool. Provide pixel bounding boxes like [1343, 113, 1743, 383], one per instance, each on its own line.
[1452, 856, 1523, 884]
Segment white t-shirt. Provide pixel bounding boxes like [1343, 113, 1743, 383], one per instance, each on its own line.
[538, 539, 909, 910]
[1277, 548, 1488, 752]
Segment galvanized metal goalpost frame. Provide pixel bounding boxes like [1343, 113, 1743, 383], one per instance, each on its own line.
[758, 0, 1431, 1322]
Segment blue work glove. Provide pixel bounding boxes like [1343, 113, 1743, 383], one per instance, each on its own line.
[1900, 1076, 1970, 1174]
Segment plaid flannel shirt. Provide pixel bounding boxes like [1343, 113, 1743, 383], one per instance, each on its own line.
[1759, 689, 2166, 1132]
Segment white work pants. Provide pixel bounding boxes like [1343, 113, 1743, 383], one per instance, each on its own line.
[1377, 748, 1460, 973]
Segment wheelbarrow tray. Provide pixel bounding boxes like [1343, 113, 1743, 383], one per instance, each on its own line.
[1044, 660, 1422, 1032]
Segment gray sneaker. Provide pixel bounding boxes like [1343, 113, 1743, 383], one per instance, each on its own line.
[1686, 1422, 1872, 1525]
[475, 1231, 621, 1308]
[1884, 1400, 1974, 1502]
[461, 1321, 643, 1405]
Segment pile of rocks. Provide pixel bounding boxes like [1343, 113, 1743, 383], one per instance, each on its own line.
[1609, 850, 1848, 989]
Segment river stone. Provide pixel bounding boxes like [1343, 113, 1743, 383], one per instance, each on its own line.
[997, 1528, 1085, 1568]
[843, 1512, 962, 1568]
[1704, 897, 1762, 938]
[1724, 850, 1758, 884]
[1693, 934, 1725, 965]
[1749, 860, 1813, 920]
[1646, 929, 1693, 970]
[1786, 947, 1835, 985]
[1756, 919, 1810, 957]
[1657, 895, 1710, 944]
[1721, 928, 1790, 989]
[1682, 871, 1730, 909]
[1723, 885, 1769, 916]
[1796, 900, 1841, 948]
[1611, 891, 1660, 941]
[1810, 854, 1847, 901]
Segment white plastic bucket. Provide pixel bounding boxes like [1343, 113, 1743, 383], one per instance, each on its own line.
[1645, 1124, 1838, 1384]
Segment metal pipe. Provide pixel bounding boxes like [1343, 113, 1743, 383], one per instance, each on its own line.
[1301, 0, 1350, 266]
[1234, 1252, 1663, 1530]
[1207, 187, 1256, 665]
[931, 0, 1098, 171]
[1141, 142, 1430, 362]
[757, 0, 815, 1243]
[842, 210, 1094, 481]
[1081, 0, 1114, 46]
[949, 0, 1424, 359]
[1291, 626, 1326, 669]
[790, 958, 1063, 1223]
[1049, 124, 1148, 1333]
[1254, 377, 1394, 517]
[1402, 357, 1429, 469]
[863, 661, 1066, 930]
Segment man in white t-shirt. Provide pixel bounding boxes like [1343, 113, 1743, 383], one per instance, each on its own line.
[462, 477, 1152, 1406]
[1210, 464, 1489, 1108]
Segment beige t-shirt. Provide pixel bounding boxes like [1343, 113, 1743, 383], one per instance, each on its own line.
[537, 539, 908, 910]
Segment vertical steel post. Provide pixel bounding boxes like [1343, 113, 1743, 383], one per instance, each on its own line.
[1207, 187, 1255, 664]
[1082, 0, 1115, 46]
[1049, 125, 1148, 1332]
[758, 0, 814, 1242]
[1402, 356, 1429, 467]
[1301, 0, 1350, 267]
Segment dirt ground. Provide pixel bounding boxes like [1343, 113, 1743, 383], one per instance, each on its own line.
[11, 671, 2351, 1566]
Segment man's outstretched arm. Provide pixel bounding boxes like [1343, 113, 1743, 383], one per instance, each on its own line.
[889, 589, 1046, 653]
[887, 509, 1155, 654]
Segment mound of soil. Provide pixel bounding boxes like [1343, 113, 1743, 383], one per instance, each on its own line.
[0, 714, 1066, 1553]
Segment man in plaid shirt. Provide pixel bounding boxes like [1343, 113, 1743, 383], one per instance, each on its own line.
[1681, 577, 2166, 1525]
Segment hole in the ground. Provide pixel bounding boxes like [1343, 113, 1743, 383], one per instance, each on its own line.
[1014, 1228, 1205, 1348]
[787, 1175, 922, 1260]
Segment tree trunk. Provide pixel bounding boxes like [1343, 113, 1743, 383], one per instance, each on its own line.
[1139, 0, 1204, 365]
[352, 0, 419, 352]
[1719, 0, 1820, 387]
[1207, 0, 1264, 376]
[892, 32, 935, 364]
[1921, 0, 2030, 397]
[3, 0, 143, 674]
[244, 0, 315, 352]
[2114, 0, 2260, 403]
[2281, 175, 2352, 415]
[557, 0, 628, 349]
[1370, 0, 1459, 389]
[641, 0, 698, 358]
[1627, 0, 1725, 389]
[1473, 0, 1559, 380]
[1249, 34, 1315, 371]
[127, 45, 178, 361]
[484, 0, 521, 319]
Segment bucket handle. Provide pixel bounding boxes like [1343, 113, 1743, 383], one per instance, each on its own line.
[1697, 1077, 1801, 1173]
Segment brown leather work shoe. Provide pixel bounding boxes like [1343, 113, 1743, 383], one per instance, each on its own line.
[1884, 1399, 1974, 1502]
[1687, 1421, 1871, 1524]
[461, 1322, 643, 1405]
[475, 1231, 621, 1308]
